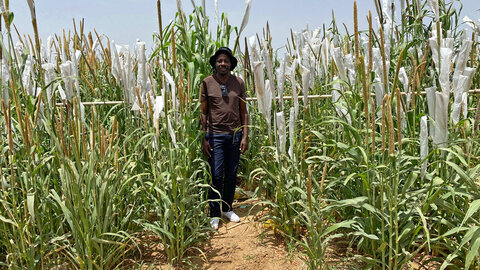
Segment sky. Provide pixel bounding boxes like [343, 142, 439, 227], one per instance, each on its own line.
[10, 0, 480, 52]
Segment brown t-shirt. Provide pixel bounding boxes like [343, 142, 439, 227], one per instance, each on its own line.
[200, 75, 247, 134]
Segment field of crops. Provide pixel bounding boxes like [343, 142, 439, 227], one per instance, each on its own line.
[2, 0, 480, 269]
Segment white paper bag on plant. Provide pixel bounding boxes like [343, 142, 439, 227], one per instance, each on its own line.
[461, 92, 468, 121]
[264, 79, 273, 132]
[46, 35, 54, 63]
[451, 67, 476, 125]
[238, 0, 252, 35]
[442, 37, 454, 50]
[136, 41, 148, 100]
[331, 47, 347, 82]
[462, 67, 476, 119]
[262, 45, 276, 98]
[125, 49, 136, 105]
[429, 37, 439, 71]
[289, 59, 299, 118]
[433, 92, 448, 147]
[426, 86, 437, 138]
[248, 36, 260, 63]
[79, 102, 85, 123]
[276, 111, 286, 155]
[22, 54, 35, 97]
[382, 21, 392, 66]
[72, 50, 82, 98]
[399, 67, 410, 109]
[332, 77, 352, 124]
[451, 75, 469, 126]
[463, 16, 480, 35]
[373, 77, 385, 111]
[1, 58, 10, 104]
[321, 32, 331, 77]
[111, 42, 136, 105]
[427, 0, 440, 21]
[293, 31, 305, 55]
[372, 48, 388, 93]
[214, 0, 219, 25]
[111, 41, 123, 86]
[453, 33, 473, 90]
[276, 54, 288, 109]
[420, 116, 428, 178]
[42, 63, 56, 104]
[253, 61, 266, 117]
[288, 107, 295, 159]
[167, 114, 176, 146]
[344, 54, 355, 85]
[153, 95, 165, 134]
[60, 61, 75, 100]
[361, 36, 370, 67]
[161, 67, 178, 112]
[301, 65, 311, 107]
[439, 48, 453, 97]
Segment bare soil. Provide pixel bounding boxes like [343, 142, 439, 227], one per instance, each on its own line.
[123, 200, 442, 269]
[189, 202, 302, 270]
[125, 201, 363, 270]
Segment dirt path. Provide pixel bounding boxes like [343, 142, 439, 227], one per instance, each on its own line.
[190, 201, 303, 270]
[129, 199, 442, 270]
[129, 200, 364, 269]
[129, 201, 305, 269]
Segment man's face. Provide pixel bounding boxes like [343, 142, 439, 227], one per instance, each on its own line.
[215, 53, 231, 75]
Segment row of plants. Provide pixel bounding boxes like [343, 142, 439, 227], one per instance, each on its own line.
[245, 0, 480, 269]
[0, 0, 233, 268]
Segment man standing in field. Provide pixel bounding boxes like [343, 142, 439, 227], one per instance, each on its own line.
[200, 47, 248, 230]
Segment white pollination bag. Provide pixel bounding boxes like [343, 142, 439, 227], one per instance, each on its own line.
[420, 116, 428, 178]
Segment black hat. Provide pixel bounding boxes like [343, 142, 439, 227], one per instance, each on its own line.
[209, 47, 238, 71]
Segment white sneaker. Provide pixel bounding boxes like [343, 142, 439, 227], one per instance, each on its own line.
[222, 211, 240, 222]
[210, 219, 219, 230]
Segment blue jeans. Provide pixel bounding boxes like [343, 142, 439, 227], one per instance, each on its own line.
[206, 132, 242, 218]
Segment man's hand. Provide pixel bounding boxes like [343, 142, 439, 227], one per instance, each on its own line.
[240, 136, 248, 154]
[202, 138, 212, 158]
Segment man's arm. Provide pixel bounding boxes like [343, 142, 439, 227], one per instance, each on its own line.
[239, 99, 248, 154]
[201, 100, 212, 158]
[200, 100, 208, 132]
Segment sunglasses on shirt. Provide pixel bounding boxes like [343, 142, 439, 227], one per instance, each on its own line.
[221, 84, 228, 97]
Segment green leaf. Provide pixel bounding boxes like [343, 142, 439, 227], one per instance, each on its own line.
[465, 228, 480, 269]
[0, 215, 17, 227]
[320, 220, 356, 238]
[446, 161, 478, 192]
[50, 190, 75, 231]
[7, 11, 13, 25]
[441, 226, 480, 270]
[343, 173, 357, 185]
[339, 196, 369, 207]
[438, 226, 468, 239]
[91, 237, 123, 246]
[361, 203, 388, 221]
[27, 193, 35, 221]
[416, 207, 430, 251]
[351, 231, 380, 240]
[461, 199, 480, 227]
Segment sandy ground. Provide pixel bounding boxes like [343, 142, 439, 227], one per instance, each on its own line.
[188, 202, 303, 270]
[127, 201, 305, 269]
[126, 200, 366, 270]
[124, 200, 442, 270]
